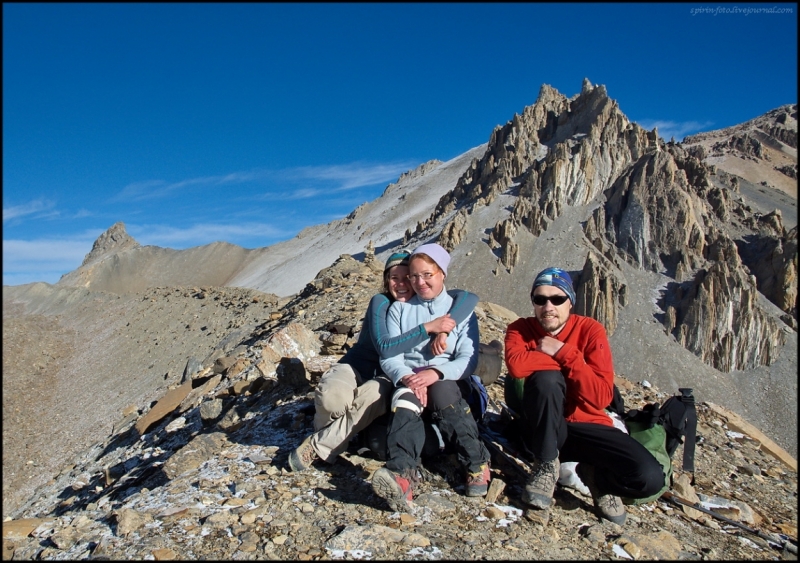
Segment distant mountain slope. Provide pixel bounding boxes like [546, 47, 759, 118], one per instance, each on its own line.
[226, 146, 486, 297]
[682, 104, 797, 201]
[55, 146, 486, 297]
[57, 239, 256, 294]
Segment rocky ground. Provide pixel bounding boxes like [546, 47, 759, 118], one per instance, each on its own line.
[3, 254, 797, 560]
[2, 283, 282, 519]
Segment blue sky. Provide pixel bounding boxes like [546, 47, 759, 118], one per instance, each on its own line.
[3, 3, 797, 286]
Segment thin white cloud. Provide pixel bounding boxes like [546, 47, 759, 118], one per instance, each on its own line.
[634, 119, 715, 142]
[113, 161, 419, 202]
[291, 162, 417, 191]
[112, 175, 239, 202]
[2, 198, 56, 223]
[218, 171, 262, 184]
[71, 209, 94, 219]
[263, 188, 324, 200]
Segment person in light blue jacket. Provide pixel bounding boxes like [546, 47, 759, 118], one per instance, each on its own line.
[372, 243, 491, 513]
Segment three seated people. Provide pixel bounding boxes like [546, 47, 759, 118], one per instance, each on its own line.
[294, 247, 662, 525]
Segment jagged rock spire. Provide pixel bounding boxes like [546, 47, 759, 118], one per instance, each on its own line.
[81, 221, 141, 267]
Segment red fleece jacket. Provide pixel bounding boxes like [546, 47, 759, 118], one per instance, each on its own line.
[504, 314, 615, 426]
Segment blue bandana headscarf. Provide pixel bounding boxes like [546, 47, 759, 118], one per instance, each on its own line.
[531, 267, 576, 305]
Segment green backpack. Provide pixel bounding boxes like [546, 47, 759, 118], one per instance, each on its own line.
[622, 388, 697, 505]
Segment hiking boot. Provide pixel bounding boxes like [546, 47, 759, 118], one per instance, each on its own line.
[576, 463, 627, 525]
[524, 457, 560, 509]
[371, 468, 415, 513]
[288, 435, 318, 472]
[465, 463, 491, 497]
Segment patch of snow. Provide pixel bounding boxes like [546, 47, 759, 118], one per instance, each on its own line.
[328, 548, 373, 559]
[612, 544, 634, 559]
[406, 546, 443, 559]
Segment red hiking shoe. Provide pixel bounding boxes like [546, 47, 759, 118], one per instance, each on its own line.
[372, 468, 415, 513]
[466, 463, 491, 497]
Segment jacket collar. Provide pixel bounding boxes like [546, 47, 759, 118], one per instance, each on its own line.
[411, 285, 448, 306]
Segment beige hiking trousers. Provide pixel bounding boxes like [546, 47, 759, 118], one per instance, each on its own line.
[311, 363, 392, 462]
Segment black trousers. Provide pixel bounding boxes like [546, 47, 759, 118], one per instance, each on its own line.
[521, 370, 664, 500]
[386, 379, 489, 475]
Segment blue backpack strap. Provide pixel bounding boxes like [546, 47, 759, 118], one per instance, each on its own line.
[467, 375, 489, 422]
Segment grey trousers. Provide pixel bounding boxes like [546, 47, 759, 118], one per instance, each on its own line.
[311, 363, 392, 462]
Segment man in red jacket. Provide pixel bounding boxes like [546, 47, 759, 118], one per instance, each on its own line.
[504, 267, 663, 525]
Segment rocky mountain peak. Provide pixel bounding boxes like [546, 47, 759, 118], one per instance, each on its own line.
[80, 221, 141, 267]
[417, 80, 793, 379]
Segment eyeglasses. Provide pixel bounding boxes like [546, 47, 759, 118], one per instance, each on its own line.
[531, 294, 570, 306]
[407, 272, 437, 282]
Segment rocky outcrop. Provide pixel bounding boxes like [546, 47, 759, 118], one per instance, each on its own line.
[775, 164, 798, 179]
[712, 133, 766, 159]
[79, 222, 140, 267]
[661, 235, 786, 371]
[573, 252, 627, 336]
[736, 224, 798, 323]
[298, 253, 382, 298]
[439, 208, 468, 252]
[581, 137, 791, 372]
[418, 80, 659, 240]
[683, 104, 798, 149]
[401, 80, 794, 376]
[758, 104, 798, 148]
[596, 146, 709, 277]
[488, 218, 518, 272]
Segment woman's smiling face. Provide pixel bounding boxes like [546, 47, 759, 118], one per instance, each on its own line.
[408, 256, 444, 301]
[386, 265, 414, 302]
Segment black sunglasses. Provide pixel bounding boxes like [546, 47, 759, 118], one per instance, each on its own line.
[531, 294, 570, 306]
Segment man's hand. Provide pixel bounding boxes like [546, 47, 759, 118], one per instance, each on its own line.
[423, 314, 456, 336]
[536, 335, 564, 357]
[430, 332, 448, 355]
